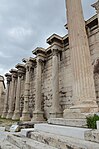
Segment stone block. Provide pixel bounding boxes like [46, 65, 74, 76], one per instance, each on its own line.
[20, 128, 34, 137]
[63, 109, 86, 119]
[10, 124, 20, 132]
[7, 134, 58, 149]
[48, 118, 87, 127]
[30, 130, 99, 149]
[34, 123, 91, 139]
[85, 130, 99, 143]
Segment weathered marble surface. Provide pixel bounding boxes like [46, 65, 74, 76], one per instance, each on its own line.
[7, 134, 58, 149]
[30, 130, 99, 149]
[85, 130, 99, 143]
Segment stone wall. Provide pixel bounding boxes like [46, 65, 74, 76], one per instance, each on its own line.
[2, 14, 99, 120]
[21, 15, 99, 120]
[42, 55, 53, 119]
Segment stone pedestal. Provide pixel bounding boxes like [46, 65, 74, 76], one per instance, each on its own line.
[2, 73, 11, 118]
[32, 48, 45, 122]
[50, 47, 62, 118]
[64, 0, 98, 115]
[6, 69, 17, 119]
[12, 64, 25, 120]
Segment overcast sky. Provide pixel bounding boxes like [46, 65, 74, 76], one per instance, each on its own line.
[0, 0, 97, 76]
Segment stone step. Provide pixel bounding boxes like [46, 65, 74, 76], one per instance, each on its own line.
[0, 140, 19, 149]
[30, 130, 99, 149]
[7, 134, 58, 149]
[48, 118, 87, 127]
[34, 123, 91, 139]
[20, 128, 34, 137]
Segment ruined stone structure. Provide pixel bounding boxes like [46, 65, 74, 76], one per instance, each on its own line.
[0, 75, 5, 116]
[2, 0, 99, 122]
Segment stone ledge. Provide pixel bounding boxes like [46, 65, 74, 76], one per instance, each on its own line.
[48, 118, 87, 127]
[34, 123, 91, 139]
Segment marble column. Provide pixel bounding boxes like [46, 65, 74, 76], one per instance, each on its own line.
[6, 69, 17, 119]
[12, 64, 25, 120]
[2, 73, 11, 118]
[32, 54, 45, 121]
[65, 0, 98, 113]
[50, 48, 62, 118]
[92, 1, 99, 25]
[20, 60, 31, 121]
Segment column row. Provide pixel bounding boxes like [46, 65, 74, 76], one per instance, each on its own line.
[2, 46, 62, 121]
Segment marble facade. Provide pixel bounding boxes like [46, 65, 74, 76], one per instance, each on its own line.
[1, 0, 99, 121]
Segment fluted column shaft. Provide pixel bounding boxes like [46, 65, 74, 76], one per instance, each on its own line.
[12, 74, 21, 120]
[21, 63, 31, 121]
[2, 75, 11, 118]
[6, 74, 16, 119]
[66, 0, 98, 112]
[32, 56, 45, 121]
[35, 58, 42, 111]
[50, 49, 62, 118]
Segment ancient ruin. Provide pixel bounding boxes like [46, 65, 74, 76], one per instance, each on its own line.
[0, 0, 99, 148]
[0, 75, 5, 116]
[1, 0, 99, 123]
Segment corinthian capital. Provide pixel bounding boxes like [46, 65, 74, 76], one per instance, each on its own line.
[9, 69, 17, 79]
[52, 48, 59, 56]
[5, 73, 12, 84]
[92, 1, 99, 13]
[51, 44, 62, 56]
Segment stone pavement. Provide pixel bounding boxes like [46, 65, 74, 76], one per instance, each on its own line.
[0, 128, 19, 149]
[0, 127, 58, 149]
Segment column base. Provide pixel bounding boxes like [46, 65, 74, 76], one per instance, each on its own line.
[20, 112, 31, 121]
[50, 110, 63, 118]
[70, 103, 98, 113]
[31, 110, 45, 122]
[6, 111, 13, 119]
[12, 111, 20, 120]
[63, 109, 86, 119]
[1, 111, 8, 118]
[63, 108, 98, 127]
[63, 109, 86, 127]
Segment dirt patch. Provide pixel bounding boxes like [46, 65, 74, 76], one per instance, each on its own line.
[0, 118, 19, 129]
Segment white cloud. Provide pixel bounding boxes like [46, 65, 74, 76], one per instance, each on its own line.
[0, 67, 8, 76]
[0, 51, 11, 58]
[0, 0, 97, 76]
[8, 27, 33, 40]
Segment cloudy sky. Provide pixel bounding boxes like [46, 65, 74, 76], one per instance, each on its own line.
[0, 0, 97, 76]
